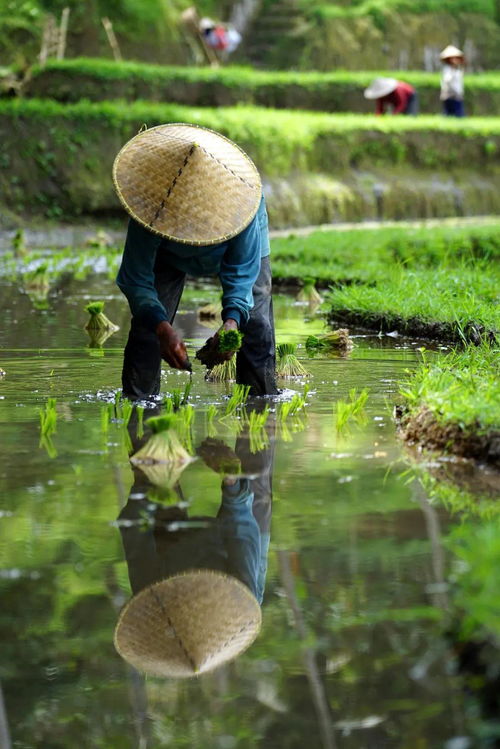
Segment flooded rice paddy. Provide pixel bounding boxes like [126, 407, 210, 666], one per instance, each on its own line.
[0, 273, 494, 748]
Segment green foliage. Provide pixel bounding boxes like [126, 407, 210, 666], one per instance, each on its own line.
[448, 515, 500, 640]
[327, 263, 500, 343]
[24, 58, 500, 115]
[400, 344, 500, 432]
[307, 0, 496, 22]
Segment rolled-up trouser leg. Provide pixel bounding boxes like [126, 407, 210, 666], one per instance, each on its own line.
[122, 261, 186, 400]
[236, 256, 278, 396]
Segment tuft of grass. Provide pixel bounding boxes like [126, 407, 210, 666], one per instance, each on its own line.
[276, 343, 310, 378]
[399, 344, 500, 432]
[335, 388, 369, 431]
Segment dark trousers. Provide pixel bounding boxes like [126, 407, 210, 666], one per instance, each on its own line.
[404, 92, 418, 115]
[122, 256, 278, 399]
[443, 98, 465, 117]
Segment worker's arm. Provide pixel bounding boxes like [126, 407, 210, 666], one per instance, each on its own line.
[218, 197, 266, 327]
[117, 219, 189, 370]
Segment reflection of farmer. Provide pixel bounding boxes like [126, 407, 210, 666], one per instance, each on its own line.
[114, 124, 277, 399]
[440, 45, 465, 118]
[114, 424, 274, 677]
[364, 77, 418, 115]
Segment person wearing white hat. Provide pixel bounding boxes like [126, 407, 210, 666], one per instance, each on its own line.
[113, 123, 278, 399]
[440, 45, 465, 117]
[364, 77, 418, 115]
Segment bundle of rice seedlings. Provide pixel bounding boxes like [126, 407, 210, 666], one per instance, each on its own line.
[85, 301, 119, 334]
[131, 414, 190, 464]
[306, 329, 353, 355]
[206, 357, 237, 383]
[296, 277, 323, 305]
[196, 329, 244, 369]
[276, 343, 310, 378]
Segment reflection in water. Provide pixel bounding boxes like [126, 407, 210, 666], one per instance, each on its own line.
[115, 417, 274, 682]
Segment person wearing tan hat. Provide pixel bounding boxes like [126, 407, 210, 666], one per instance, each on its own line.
[364, 77, 418, 115]
[113, 123, 277, 399]
[114, 421, 274, 677]
[440, 45, 465, 117]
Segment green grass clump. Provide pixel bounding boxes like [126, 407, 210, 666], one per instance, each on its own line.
[272, 222, 500, 286]
[84, 301, 119, 334]
[327, 264, 500, 343]
[276, 343, 310, 378]
[400, 345, 500, 433]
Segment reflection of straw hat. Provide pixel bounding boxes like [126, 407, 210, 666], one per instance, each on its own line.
[113, 123, 262, 246]
[114, 570, 261, 677]
[364, 77, 398, 99]
[440, 45, 464, 61]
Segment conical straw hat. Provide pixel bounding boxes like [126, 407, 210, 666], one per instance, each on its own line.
[113, 123, 262, 246]
[364, 77, 398, 99]
[114, 570, 261, 677]
[440, 45, 464, 60]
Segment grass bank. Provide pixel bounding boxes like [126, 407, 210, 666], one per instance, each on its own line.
[398, 345, 500, 465]
[23, 58, 500, 116]
[1, 98, 500, 222]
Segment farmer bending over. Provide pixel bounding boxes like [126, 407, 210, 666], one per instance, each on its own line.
[113, 123, 277, 399]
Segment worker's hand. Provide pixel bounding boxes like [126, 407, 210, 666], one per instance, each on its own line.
[156, 321, 191, 371]
[210, 318, 239, 362]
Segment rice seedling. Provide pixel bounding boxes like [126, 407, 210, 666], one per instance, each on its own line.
[84, 301, 119, 334]
[136, 405, 144, 439]
[23, 264, 50, 309]
[305, 329, 353, 355]
[223, 384, 251, 418]
[206, 357, 237, 383]
[196, 328, 244, 369]
[206, 404, 218, 438]
[335, 388, 369, 431]
[176, 404, 195, 454]
[39, 397, 57, 458]
[39, 397, 57, 436]
[279, 393, 307, 420]
[166, 379, 192, 411]
[248, 406, 270, 454]
[276, 343, 310, 378]
[296, 277, 323, 305]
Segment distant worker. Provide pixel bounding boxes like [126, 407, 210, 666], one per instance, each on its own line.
[440, 45, 465, 117]
[364, 77, 418, 115]
[199, 17, 241, 55]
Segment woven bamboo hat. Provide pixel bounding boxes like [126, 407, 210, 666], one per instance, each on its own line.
[114, 570, 261, 678]
[364, 77, 398, 99]
[113, 123, 262, 246]
[440, 45, 464, 61]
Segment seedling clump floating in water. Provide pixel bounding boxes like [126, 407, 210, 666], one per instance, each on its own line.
[131, 414, 191, 466]
[276, 343, 310, 378]
[297, 277, 322, 305]
[84, 301, 119, 334]
[306, 329, 353, 355]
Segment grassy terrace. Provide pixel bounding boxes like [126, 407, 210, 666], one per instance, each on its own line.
[399, 346, 500, 465]
[24, 58, 500, 115]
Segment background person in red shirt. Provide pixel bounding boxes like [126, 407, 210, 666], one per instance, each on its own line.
[364, 77, 418, 115]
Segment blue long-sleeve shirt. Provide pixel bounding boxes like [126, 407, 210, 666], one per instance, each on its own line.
[116, 195, 270, 330]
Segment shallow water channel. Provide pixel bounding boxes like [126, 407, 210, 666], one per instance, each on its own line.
[0, 273, 487, 748]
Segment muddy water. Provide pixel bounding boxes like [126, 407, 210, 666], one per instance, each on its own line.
[0, 275, 484, 748]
